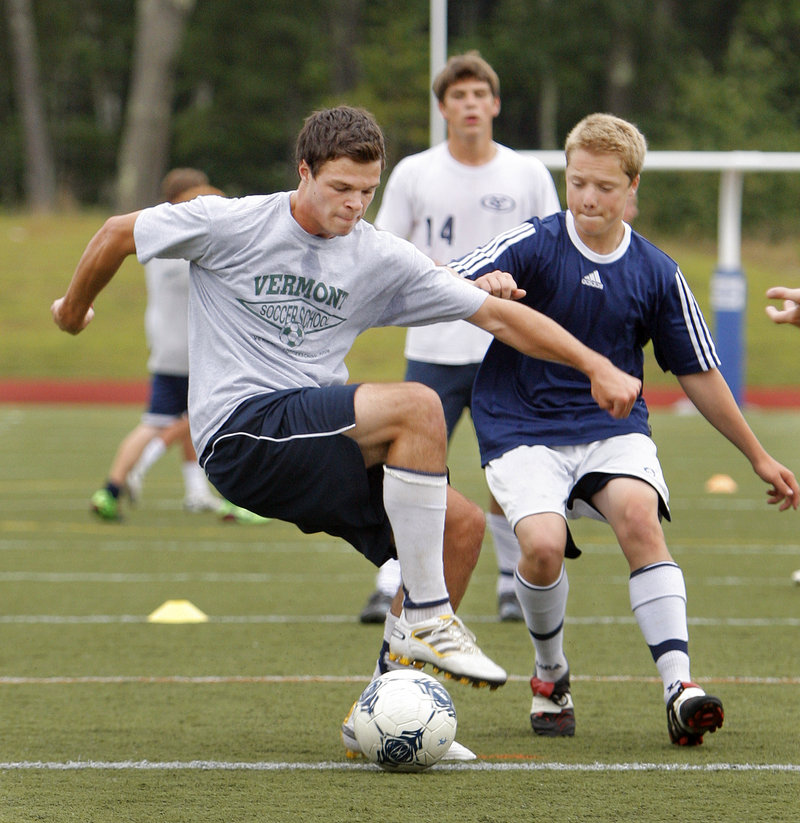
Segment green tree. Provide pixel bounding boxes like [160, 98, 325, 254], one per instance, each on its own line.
[115, 0, 196, 211]
[644, 0, 800, 235]
[4, 0, 57, 211]
[4, 0, 800, 231]
[171, 0, 335, 196]
[348, 0, 430, 169]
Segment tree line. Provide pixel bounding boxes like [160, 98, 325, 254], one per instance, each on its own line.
[3, 0, 800, 235]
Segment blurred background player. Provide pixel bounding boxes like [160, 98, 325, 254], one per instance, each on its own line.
[358, 51, 561, 623]
[90, 168, 221, 520]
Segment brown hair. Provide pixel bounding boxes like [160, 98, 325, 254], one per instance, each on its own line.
[294, 106, 386, 178]
[432, 51, 500, 102]
[160, 168, 210, 203]
[565, 114, 647, 182]
[173, 184, 224, 204]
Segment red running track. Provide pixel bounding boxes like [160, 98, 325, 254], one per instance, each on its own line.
[2, 379, 800, 408]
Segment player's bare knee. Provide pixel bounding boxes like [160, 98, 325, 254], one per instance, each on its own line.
[613, 501, 662, 549]
[403, 382, 447, 437]
[517, 531, 565, 584]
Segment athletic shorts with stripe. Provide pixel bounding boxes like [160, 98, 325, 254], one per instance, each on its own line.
[486, 433, 671, 531]
[200, 384, 395, 567]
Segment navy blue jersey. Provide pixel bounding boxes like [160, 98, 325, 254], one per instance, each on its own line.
[450, 211, 719, 464]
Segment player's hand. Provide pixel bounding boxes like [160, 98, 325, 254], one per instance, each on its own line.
[765, 286, 800, 327]
[753, 455, 799, 511]
[590, 359, 641, 419]
[472, 270, 526, 301]
[51, 296, 94, 334]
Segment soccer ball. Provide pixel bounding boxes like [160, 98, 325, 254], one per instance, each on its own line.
[352, 669, 457, 772]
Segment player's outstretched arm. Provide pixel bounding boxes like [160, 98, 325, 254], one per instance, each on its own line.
[467, 294, 641, 419]
[678, 369, 799, 511]
[51, 212, 140, 335]
[765, 286, 800, 327]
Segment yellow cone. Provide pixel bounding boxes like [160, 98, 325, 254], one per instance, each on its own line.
[704, 473, 738, 494]
[147, 599, 208, 624]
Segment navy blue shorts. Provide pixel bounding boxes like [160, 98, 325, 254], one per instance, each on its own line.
[404, 360, 480, 440]
[142, 373, 189, 426]
[200, 385, 395, 567]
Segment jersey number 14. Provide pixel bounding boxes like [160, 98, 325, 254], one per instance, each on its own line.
[426, 216, 454, 247]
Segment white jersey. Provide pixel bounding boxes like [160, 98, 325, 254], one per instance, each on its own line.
[134, 192, 488, 457]
[375, 141, 560, 364]
[143, 256, 190, 375]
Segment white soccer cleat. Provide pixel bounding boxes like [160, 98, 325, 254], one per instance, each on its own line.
[389, 612, 507, 689]
[183, 493, 222, 513]
[340, 700, 476, 762]
[125, 464, 145, 504]
[442, 740, 477, 761]
[341, 700, 362, 759]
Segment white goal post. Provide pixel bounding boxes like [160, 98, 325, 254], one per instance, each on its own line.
[523, 150, 800, 403]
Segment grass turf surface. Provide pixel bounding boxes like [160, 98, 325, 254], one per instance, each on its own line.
[0, 405, 798, 822]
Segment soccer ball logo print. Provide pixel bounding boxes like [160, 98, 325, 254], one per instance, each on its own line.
[352, 669, 457, 772]
[279, 322, 304, 348]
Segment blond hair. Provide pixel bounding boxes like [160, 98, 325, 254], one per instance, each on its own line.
[565, 114, 647, 181]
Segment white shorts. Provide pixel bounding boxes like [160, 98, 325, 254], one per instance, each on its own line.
[485, 433, 670, 529]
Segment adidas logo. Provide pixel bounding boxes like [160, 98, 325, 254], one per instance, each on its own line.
[581, 270, 604, 290]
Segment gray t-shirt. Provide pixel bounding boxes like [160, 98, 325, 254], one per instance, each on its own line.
[143, 256, 190, 375]
[134, 191, 488, 456]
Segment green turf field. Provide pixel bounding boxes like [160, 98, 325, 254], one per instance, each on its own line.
[0, 404, 798, 822]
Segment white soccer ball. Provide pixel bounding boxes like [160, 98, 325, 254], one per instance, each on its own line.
[352, 669, 457, 772]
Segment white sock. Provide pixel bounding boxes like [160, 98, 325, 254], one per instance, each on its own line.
[382, 465, 450, 619]
[182, 460, 212, 498]
[376, 557, 402, 596]
[134, 436, 166, 477]
[629, 561, 691, 702]
[515, 564, 569, 681]
[487, 512, 521, 595]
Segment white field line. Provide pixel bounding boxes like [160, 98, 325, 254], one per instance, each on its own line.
[0, 571, 364, 583]
[0, 569, 798, 586]
[0, 613, 799, 627]
[0, 759, 797, 772]
[1, 673, 798, 686]
[0, 535, 798, 556]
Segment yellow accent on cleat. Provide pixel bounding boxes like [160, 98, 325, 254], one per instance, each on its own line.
[389, 612, 507, 689]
